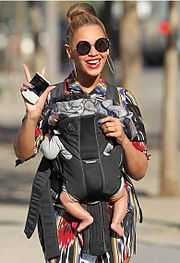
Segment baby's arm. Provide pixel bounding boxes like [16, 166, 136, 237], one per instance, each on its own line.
[40, 135, 61, 160]
[40, 135, 72, 160]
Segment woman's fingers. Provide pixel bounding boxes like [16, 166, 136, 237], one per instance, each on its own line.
[102, 125, 116, 133]
[100, 116, 126, 142]
[36, 85, 56, 108]
[41, 66, 46, 77]
[23, 64, 31, 82]
[99, 116, 115, 124]
[102, 124, 122, 134]
[106, 131, 121, 137]
[23, 64, 47, 82]
[23, 81, 33, 88]
[101, 117, 122, 130]
[20, 82, 33, 93]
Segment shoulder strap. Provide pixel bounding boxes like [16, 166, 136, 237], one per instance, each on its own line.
[41, 82, 65, 132]
[105, 84, 120, 105]
[49, 82, 65, 104]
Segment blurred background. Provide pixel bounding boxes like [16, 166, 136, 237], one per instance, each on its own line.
[0, 1, 180, 262]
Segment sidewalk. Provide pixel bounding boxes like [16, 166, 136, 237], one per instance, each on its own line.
[137, 197, 180, 247]
[134, 150, 180, 248]
[0, 204, 43, 263]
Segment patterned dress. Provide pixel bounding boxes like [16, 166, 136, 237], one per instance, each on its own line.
[28, 73, 148, 263]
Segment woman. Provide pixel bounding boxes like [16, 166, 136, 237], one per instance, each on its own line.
[14, 3, 148, 263]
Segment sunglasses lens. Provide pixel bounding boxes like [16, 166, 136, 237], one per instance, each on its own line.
[95, 38, 109, 52]
[76, 41, 91, 55]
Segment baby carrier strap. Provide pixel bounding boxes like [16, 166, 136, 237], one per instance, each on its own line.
[82, 201, 112, 256]
[24, 157, 50, 238]
[24, 157, 60, 261]
[50, 82, 65, 103]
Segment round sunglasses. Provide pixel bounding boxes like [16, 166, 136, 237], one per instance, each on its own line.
[76, 37, 110, 56]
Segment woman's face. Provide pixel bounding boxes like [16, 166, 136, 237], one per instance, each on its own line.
[67, 24, 109, 78]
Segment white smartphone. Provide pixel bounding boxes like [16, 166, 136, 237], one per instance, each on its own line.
[22, 72, 50, 104]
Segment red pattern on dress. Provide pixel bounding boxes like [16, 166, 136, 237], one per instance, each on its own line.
[57, 218, 77, 248]
[132, 141, 145, 152]
[35, 127, 42, 137]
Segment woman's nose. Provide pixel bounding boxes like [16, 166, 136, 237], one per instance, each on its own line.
[88, 45, 98, 56]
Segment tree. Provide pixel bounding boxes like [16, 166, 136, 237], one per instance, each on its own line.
[160, 1, 179, 196]
[120, 2, 142, 94]
[45, 1, 60, 82]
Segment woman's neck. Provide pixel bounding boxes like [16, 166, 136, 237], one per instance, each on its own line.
[76, 70, 101, 93]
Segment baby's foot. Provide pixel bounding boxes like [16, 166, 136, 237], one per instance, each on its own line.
[111, 222, 124, 237]
[77, 217, 93, 232]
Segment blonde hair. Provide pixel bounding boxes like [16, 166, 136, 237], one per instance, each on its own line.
[66, 3, 107, 44]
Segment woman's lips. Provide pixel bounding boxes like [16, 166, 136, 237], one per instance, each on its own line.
[85, 59, 101, 69]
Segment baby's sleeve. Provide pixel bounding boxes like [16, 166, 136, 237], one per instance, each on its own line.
[40, 136, 61, 160]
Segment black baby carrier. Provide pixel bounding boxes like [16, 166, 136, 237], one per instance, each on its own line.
[24, 82, 142, 262]
[47, 84, 128, 203]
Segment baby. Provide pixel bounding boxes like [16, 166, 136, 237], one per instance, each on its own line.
[40, 103, 129, 236]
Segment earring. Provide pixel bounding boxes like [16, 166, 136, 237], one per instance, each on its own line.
[69, 59, 77, 78]
[107, 54, 115, 74]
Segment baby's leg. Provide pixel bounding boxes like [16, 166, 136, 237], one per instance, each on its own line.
[110, 186, 128, 236]
[60, 191, 93, 232]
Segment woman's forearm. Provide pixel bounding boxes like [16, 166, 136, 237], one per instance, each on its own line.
[121, 136, 148, 181]
[14, 115, 37, 160]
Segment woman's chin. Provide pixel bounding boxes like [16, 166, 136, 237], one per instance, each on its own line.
[83, 68, 102, 78]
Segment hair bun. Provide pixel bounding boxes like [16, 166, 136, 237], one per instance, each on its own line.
[67, 10, 87, 23]
[66, 3, 107, 43]
[66, 3, 96, 23]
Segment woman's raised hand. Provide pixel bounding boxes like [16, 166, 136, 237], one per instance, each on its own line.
[21, 64, 55, 123]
